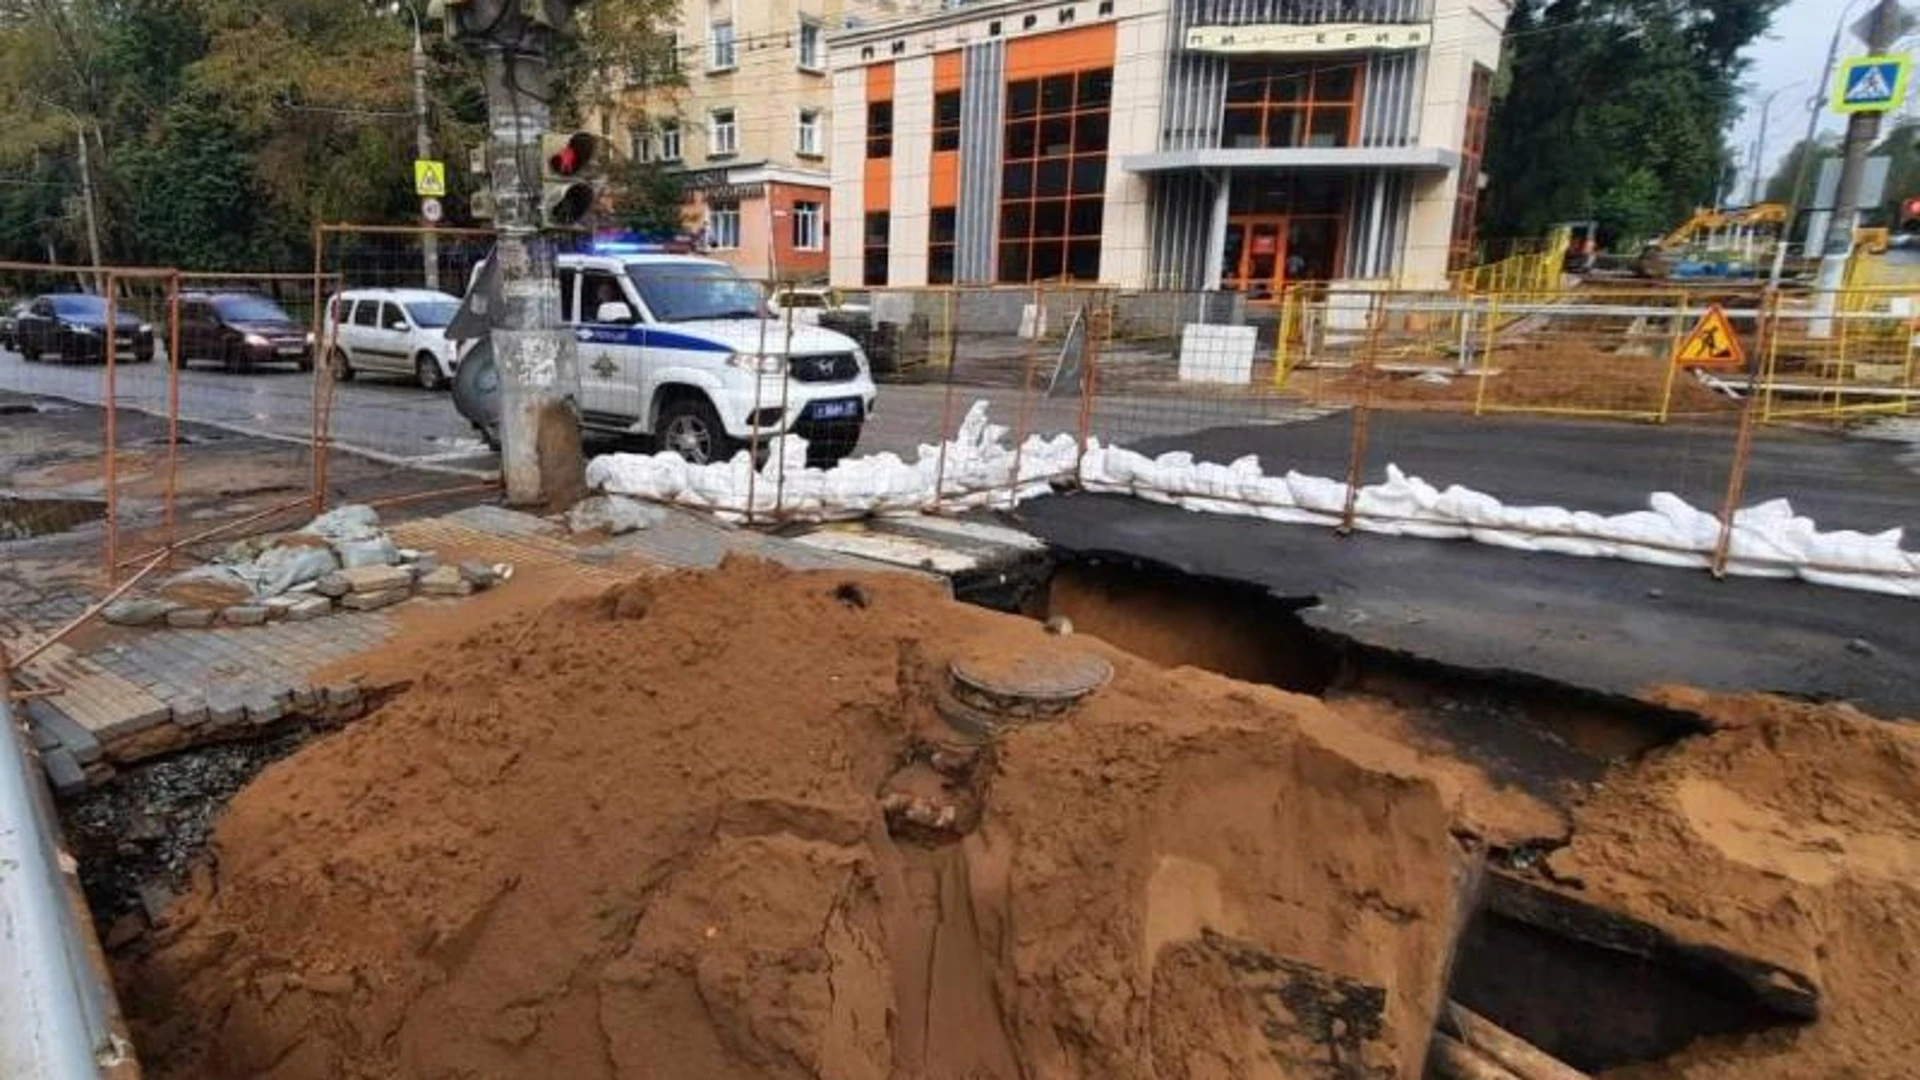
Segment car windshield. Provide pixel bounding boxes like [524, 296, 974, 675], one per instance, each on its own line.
[625, 262, 766, 322]
[213, 295, 292, 322]
[406, 300, 459, 328]
[49, 295, 107, 318]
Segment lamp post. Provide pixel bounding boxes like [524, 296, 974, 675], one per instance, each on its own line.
[405, 1, 440, 290]
[1746, 82, 1801, 207]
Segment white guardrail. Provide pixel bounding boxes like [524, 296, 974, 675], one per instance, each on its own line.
[0, 668, 136, 1079]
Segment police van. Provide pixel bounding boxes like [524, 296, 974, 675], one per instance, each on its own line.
[451, 246, 877, 467]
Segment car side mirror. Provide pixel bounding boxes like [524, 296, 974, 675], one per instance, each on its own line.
[595, 301, 634, 323]
[388, 319, 410, 331]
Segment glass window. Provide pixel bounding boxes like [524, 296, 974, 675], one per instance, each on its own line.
[997, 65, 1111, 283]
[866, 100, 893, 159]
[707, 202, 741, 249]
[213, 294, 291, 322]
[351, 300, 379, 327]
[928, 207, 957, 285]
[792, 201, 823, 250]
[710, 20, 735, 69]
[582, 273, 632, 322]
[709, 108, 737, 156]
[379, 302, 406, 329]
[659, 122, 681, 162]
[933, 90, 962, 153]
[405, 301, 459, 328]
[797, 108, 822, 156]
[49, 294, 106, 318]
[626, 262, 764, 322]
[1221, 59, 1363, 151]
[863, 211, 889, 286]
[798, 20, 824, 70]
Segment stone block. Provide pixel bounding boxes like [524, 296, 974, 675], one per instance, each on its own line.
[25, 701, 103, 765]
[324, 683, 361, 708]
[290, 686, 320, 711]
[283, 595, 333, 622]
[314, 573, 351, 599]
[339, 564, 412, 594]
[169, 696, 209, 728]
[418, 566, 473, 597]
[340, 586, 408, 611]
[458, 561, 502, 589]
[221, 605, 270, 627]
[246, 696, 286, 725]
[42, 748, 88, 797]
[206, 697, 247, 728]
[164, 608, 217, 629]
[104, 598, 180, 627]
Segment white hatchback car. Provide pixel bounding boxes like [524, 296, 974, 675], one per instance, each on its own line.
[323, 288, 463, 389]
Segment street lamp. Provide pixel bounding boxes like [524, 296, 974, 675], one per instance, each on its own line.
[1746, 82, 1803, 207]
[403, 1, 440, 290]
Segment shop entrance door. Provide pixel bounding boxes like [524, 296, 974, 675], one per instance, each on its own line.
[1220, 217, 1286, 301]
[1219, 214, 1343, 301]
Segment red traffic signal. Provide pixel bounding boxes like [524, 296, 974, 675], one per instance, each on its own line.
[544, 132, 599, 177]
[1904, 196, 1920, 221]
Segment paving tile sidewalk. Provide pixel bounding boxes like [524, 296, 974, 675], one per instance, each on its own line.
[8, 502, 923, 793]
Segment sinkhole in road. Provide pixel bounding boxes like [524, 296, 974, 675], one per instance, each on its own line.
[0, 492, 106, 541]
[967, 552, 1808, 1072]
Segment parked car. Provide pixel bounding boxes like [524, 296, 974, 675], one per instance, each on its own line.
[13, 293, 154, 364]
[176, 291, 313, 372]
[451, 248, 876, 466]
[323, 288, 463, 390]
[767, 286, 872, 327]
[0, 299, 29, 351]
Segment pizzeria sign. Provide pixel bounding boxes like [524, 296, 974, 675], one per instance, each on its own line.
[1185, 21, 1432, 53]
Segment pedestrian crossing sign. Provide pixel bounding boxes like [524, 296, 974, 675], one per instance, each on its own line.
[1672, 303, 1745, 370]
[414, 159, 447, 197]
[1834, 55, 1910, 114]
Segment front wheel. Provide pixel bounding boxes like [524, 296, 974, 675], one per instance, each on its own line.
[656, 396, 736, 465]
[329, 347, 355, 382]
[415, 352, 446, 391]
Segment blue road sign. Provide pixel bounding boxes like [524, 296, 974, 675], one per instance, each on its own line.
[1835, 55, 1911, 114]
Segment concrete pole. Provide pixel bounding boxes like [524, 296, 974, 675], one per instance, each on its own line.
[74, 124, 105, 293]
[413, 22, 441, 291]
[1813, 0, 1904, 335]
[482, 46, 585, 507]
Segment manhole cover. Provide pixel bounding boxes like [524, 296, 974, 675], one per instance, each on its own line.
[948, 645, 1112, 722]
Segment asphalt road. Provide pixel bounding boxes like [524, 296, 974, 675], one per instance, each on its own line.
[0, 346, 1329, 468]
[1017, 409, 1920, 718]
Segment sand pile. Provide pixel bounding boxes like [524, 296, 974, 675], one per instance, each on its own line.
[119, 558, 1481, 1080]
[1547, 696, 1920, 1079]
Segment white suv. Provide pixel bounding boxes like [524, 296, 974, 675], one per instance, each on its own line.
[323, 288, 463, 390]
[451, 250, 877, 466]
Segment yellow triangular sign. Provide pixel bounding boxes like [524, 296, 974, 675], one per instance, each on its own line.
[1673, 303, 1745, 369]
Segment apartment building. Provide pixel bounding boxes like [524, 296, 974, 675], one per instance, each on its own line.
[827, 0, 1512, 293]
[593, 0, 907, 279]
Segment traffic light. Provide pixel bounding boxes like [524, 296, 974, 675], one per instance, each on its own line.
[541, 131, 601, 227]
[1902, 196, 1920, 233]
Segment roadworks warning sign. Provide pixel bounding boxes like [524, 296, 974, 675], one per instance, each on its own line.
[1672, 303, 1745, 370]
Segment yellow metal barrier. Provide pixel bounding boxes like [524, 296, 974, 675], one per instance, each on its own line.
[1760, 286, 1919, 422]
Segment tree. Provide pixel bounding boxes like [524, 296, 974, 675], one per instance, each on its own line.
[1480, 0, 1786, 248]
[606, 157, 689, 239]
[1764, 136, 1839, 207]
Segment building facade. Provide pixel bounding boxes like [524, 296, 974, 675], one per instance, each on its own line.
[592, 0, 910, 279]
[827, 0, 1510, 293]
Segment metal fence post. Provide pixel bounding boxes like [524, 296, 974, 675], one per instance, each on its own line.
[165, 270, 183, 563]
[1339, 290, 1381, 535]
[309, 222, 330, 513]
[102, 272, 119, 584]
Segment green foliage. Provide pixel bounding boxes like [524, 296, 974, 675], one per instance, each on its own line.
[0, 0, 675, 267]
[607, 157, 690, 239]
[1764, 137, 1838, 206]
[1481, 0, 1786, 248]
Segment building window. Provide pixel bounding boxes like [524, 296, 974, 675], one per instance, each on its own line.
[798, 20, 824, 71]
[668, 31, 681, 72]
[710, 20, 735, 70]
[929, 207, 957, 284]
[867, 100, 893, 159]
[792, 200, 823, 250]
[864, 211, 889, 285]
[1451, 65, 1493, 270]
[933, 90, 961, 153]
[797, 108, 822, 156]
[630, 125, 652, 162]
[998, 66, 1111, 282]
[659, 121, 682, 162]
[708, 202, 741, 249]
[1222, 59, 1361, 149]
[709, 108, 737, 156]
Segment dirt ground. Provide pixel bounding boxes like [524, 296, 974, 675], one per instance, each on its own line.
[107, 559, 1920, 1079]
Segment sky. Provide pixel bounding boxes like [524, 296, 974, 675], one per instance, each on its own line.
[1727, 0, 1908, 201]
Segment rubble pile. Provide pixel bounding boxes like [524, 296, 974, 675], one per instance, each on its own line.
[103, 506, 508, 629]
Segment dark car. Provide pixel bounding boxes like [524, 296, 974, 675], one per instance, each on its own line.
[0, 299, 29, 351]
[177, 291, 313, 372]
[14, 294, 154, 364]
